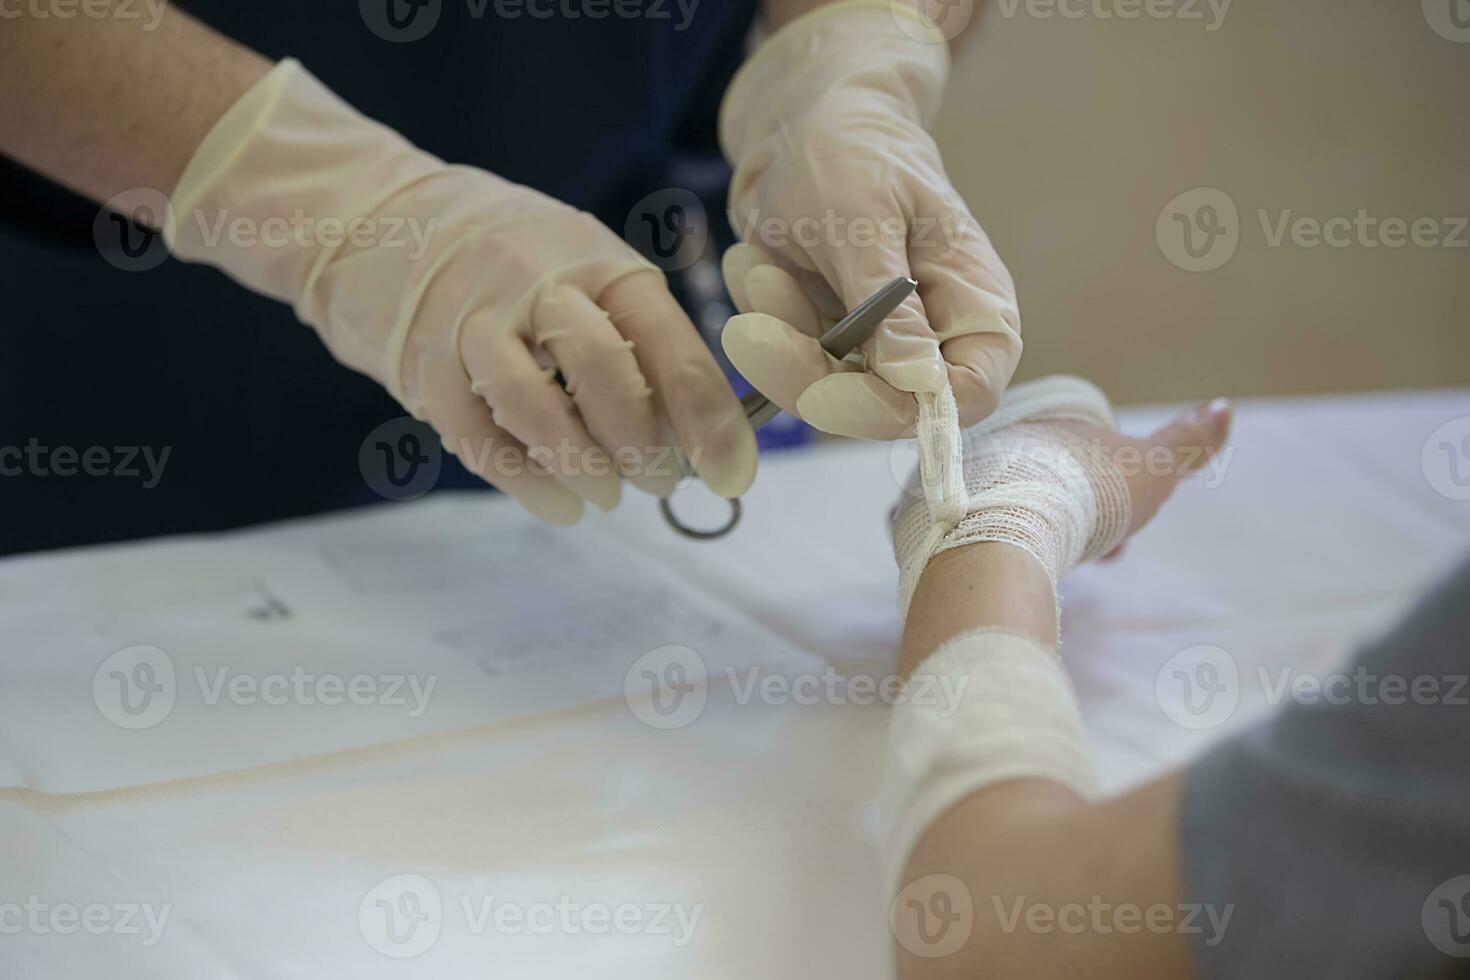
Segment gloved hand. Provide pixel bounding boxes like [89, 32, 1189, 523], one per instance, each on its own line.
[718, 0, 1021, 440]
[165, 60, 755, 525]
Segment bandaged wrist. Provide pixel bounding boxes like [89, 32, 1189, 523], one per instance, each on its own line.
[892, 376, 1132, 616]
[878, 627, 1098, 899]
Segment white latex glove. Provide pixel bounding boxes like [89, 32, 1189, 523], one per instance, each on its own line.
[165, 60, 756, 525]
[718, 0, 1022, 440]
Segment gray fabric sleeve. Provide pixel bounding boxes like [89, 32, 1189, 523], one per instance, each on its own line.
[1180, 555, 1470, 979]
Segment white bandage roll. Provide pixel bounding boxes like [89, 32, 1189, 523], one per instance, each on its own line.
[892, 376, 1132, 616]
[879, 627, 1099, 899]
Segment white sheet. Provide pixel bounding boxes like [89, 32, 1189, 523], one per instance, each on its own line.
[1, 388, 1466, 977]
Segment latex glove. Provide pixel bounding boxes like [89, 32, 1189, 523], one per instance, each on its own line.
[165, 60, 755, 525]
[718, 0, 1022, 440]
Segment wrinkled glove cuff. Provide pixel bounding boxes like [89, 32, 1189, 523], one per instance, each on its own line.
[718, 0, 950, 162]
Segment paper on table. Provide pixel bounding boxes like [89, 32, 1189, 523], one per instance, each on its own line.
[0, 495, 819, 794]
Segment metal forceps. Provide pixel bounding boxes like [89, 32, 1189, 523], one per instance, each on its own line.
[659, 275, 919, 540]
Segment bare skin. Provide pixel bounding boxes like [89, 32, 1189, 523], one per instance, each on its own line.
[0, 0, 922, 205]
[0, 1, 269, 202]
[894, 398, 1233, 980]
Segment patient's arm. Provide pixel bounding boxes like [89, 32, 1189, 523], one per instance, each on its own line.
[886, 387, 1231, 980]
[895, 548, 1195, 979]
[887, 382, 1470, 979]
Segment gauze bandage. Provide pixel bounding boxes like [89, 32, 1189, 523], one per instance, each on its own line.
[892, 376, 1132, 616]
[879, 627, 1097, 898]
[879, 375, 1129, 897]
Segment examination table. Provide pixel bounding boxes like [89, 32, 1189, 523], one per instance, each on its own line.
[1, 388, 1467, 977]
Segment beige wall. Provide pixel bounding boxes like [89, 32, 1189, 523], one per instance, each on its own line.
[931, 0, 1470, 405]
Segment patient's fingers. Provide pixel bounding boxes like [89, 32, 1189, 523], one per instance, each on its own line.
[1125, 399, 1233, 533]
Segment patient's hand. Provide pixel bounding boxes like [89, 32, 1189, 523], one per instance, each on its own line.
[891, 376, 1232, 631]
[1055, 395, 1232, 554]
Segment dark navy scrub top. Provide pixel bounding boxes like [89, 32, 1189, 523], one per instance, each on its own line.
[0, 0, 757, 555]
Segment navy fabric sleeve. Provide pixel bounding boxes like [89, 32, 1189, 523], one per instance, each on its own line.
[1180, 554, 1470, 979]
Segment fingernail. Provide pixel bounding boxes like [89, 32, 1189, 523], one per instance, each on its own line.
[1205, 398, 1231, 431]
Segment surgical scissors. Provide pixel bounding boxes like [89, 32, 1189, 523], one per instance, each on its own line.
[659, 275, 919, 540]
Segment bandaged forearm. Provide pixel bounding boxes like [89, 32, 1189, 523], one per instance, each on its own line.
[892, 377, 1132, 616]
[878, 628, 1099, 898]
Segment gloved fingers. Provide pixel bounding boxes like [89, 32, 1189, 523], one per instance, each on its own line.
[905, 185, 1023, 427]
[721, 243, 767, 313]
[530, 285, 677, 498]
[460, 314, 623, 512]
[421, 368, 584, 526]
[799, 200, 947, 395]
[795, 372, 918, 440]
[721, 243, 826, 336]
[906, 213, 1019, 345]
[743, 264, 825, 337]
[941, 332, 1022, 429]
[599, 270, 757, 499]
[721, 312, 853, 419]
[863, 285, 946, 394]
